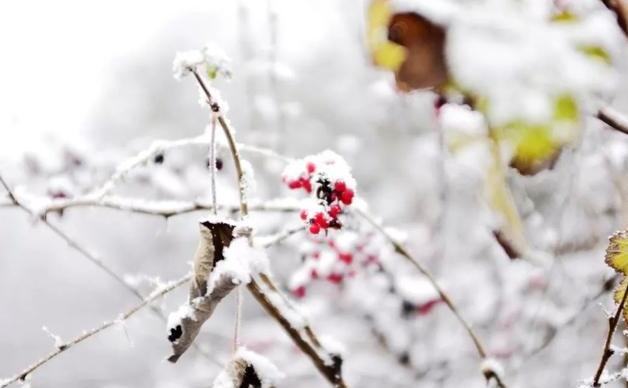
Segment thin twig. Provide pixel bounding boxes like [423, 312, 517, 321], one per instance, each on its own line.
[0, 175, 221, 367]
[209, 116, 219, 217]
[0, 176, 145, 300]
[0, 274, 192, 388]
[598, 107, 628, 136]
[37, 196, 300, 219]
[354, 206, 506, 388]
[189, 69, 349, 387]
[600, 0, 628, 36]
[0, 226, 307, 388]
[592, 282, 628, 386]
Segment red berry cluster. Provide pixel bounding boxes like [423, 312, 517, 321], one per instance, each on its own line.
[283, 152, 356, 235]
[289, 232, 381, 299]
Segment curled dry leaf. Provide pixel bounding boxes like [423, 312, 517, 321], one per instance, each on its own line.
[388, 12, 447, 91]
[367, 0, 447, 91]
[167, 220, 236, 362]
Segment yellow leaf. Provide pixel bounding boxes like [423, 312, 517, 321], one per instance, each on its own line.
[553, 94, 579, 123]
[494, 122, 559, 175]
[367, 0, 406, 71]
[614, 276, 628, 324]
[613, 276, 628, 305]
[578, 45, 612, 65]
[551, 11, 578, 23]
[606, 230, 628, 275]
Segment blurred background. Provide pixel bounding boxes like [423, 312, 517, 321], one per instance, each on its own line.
[1, 0, 628, 387]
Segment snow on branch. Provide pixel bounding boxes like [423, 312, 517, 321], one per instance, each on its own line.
[212, 347, 284, 388]
[0, 274, 191, 388]
[167, 219, 270, 362]
[247, 274, 348, 388]
[181, 66, 350, 386]
[0, 224, 306, 388]
[40, 195, 301, 219]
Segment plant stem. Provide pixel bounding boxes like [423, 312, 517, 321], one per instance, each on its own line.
[189, 68, 349, 387]
[593, 283, 628, 386]
[355, 207, 506, 388]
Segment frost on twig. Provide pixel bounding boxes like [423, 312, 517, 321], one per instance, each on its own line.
[212, 347, 284, 388]
[173, 43, 232, 80]
[167, 219, 269, 362]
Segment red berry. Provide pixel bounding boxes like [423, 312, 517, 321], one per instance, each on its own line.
[310, 268, 319, 279]
[338, 253, 353, 264]
[417, 299, 441, 315]
[306, 162, 316, 174]
[288, 180, 302, 189]
[312, 251, 320, 260]
[334, 181, 346, 193]
[302, 179, 312, 193]
[327, 273, 343, 284]
[300, 210, 308, 220]
[340, 189, 354, 205]
[292, 286, 306, 298]
[309, 224, 321, 234]
[328, 205, 341, 218]
[314, 212, 328, 228]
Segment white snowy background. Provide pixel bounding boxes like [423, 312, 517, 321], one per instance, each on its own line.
[1, 0, 628, 387]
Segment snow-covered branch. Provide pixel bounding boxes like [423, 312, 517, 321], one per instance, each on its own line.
[0, 274, 192, 388]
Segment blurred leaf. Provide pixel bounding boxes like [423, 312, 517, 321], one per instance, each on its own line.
[551, 11, 578, 23]
[492, 95, 579, 175]
[207, 65, 219, 80]
[367, 1, 447, 90]
[495, 122, 559, 175]
[578, 45, 612, 64]
[553, 94, 579, 122]
[367, 0, 406, 71]
[388, 12, 448, 91]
